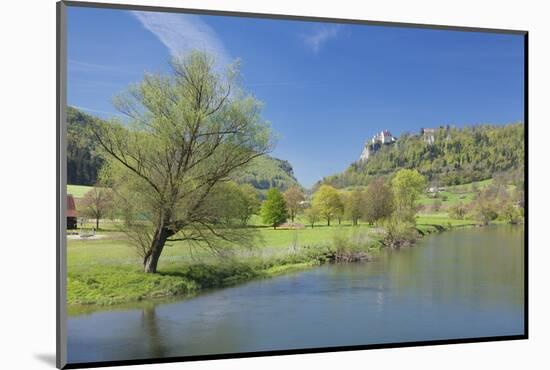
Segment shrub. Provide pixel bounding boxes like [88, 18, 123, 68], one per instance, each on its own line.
[448, 202, 467, 219]
[472, 203, 498, 225]
[431, 199, 443, 212]
[382, 216, 418, 249]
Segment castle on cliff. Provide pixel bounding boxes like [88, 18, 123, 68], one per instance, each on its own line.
[359, 125, 450, 162]
[359, 130, 397, 162]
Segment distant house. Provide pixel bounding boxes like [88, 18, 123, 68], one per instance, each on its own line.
[67, 194, 78, 229]
[427, 186, 447, 194]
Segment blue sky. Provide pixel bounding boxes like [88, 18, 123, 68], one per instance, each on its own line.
[67, 6, 525, 188]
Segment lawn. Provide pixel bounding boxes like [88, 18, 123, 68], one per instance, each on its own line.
[418, 190, 476, 206]
[416, 213, 477, 227]
[67, 184, 93, 198]
[418, 178, 499, 207]
[68, 224, 374, 267]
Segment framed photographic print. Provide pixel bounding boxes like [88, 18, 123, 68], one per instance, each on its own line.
[57, 1, 527, 368]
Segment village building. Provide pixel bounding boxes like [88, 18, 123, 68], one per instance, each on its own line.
[67, 194, 78, 229]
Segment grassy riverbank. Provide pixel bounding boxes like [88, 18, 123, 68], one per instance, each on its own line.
[68, 257, 321, 306]
[67, 224, 385, 306]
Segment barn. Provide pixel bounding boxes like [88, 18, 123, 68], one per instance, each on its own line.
[67, 194, 78, 229]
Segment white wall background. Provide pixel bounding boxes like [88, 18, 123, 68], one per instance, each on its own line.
[0, 0, 547, 369]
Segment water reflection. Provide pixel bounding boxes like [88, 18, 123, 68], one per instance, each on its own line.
[68, 226, 524, 364]
[141, 306, 167, 359]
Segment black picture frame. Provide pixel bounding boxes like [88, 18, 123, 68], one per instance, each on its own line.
[56, 1, 529, 368]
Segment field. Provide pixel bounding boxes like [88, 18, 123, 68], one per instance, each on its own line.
[418, 179, 493, 206]
[67, 184, 92, 198]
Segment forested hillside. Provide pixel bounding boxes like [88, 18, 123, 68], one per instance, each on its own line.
[322, 123, 524, 188]
[67, 106, 299, 192]
[67, 106, 104, 185]
[231, 155, 300, 196]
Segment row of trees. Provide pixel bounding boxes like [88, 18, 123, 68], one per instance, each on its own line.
[260, 169, 427, 229]
[448, 183, 524, 225]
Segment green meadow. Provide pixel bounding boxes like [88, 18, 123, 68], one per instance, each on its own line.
[67, 184, 93, 198]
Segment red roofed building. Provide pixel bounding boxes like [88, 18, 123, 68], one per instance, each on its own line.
[67, 194, 78, 229]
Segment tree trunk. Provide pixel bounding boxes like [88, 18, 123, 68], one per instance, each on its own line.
[96, 218, 100, 230]
[327, 218, 330, 227]
[143, 227, 171, 273]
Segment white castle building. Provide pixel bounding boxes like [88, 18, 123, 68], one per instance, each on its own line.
[359, 130, 397, 162]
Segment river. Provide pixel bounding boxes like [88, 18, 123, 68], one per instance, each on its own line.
[67, 225, 525, 364]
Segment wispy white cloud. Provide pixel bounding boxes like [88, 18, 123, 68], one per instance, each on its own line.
[301, 25, 342, 53]
[132, 11, 231, 66]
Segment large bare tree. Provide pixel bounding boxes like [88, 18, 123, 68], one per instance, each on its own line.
[91, 52, 273, 273]
[80, 186, 113, 230]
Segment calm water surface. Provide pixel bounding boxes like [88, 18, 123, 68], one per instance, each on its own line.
[68, 226, 524, 363]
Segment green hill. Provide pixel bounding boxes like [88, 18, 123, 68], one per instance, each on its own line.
[322, 123, 524, 188]
[231, 155, 300, 196]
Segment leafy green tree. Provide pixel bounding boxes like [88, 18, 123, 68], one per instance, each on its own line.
[344, 189, 364, 226]
[206, 182, 260, 226]
[284, 186, 305, 222]
[261, 188, 288, 229]
[473, 202, 498, 225]
[93, 51, 273, 273]
[448, 202, 467, 219]
[471, 184, 517, 225]
[304, 205, 320, 229]
[238, 184, 261, 225]
[501, 203, 521, 224]
[363, 178, 395, 225]
[312, 185, 343, 226]
[392, 169, 426, 222]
